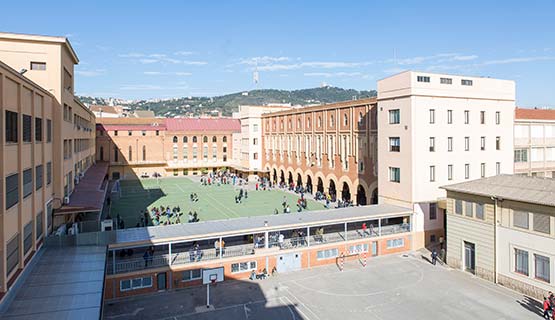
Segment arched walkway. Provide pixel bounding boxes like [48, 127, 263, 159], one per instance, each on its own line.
[317, 177, 324, 193]
[371, 188, 378, 205]
[279, 170, 285, 184]
[272, 168, 277, 183]
[357, 185, 367, 205]
[329, 180, 337, 201]
[296, 173, 303, 187]
[341, 182, 351, 201]
[306, 175, 313, 194]
[288, 172, 294, 185]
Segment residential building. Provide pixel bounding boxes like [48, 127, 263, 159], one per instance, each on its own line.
[514, 107, 555, 177]
[262, 98, 378, 205]
[442, 175, 555, 300]
[0, 32, 96, 297]
[377, 71, 515, 248]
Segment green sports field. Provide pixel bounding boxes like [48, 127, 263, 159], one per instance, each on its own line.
[110, 177, 326, 228]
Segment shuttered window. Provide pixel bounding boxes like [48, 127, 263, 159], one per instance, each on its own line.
[513, 211, 529, 229]
[46, 162, 52, 185]
[533, 213, 550, 234]
[46, 119, 52, 142]
[36, 211, 43, 239]
[6, 173, 19, 209]
[36, 165, 43, 190]
[6, 234, 20, 275]
[22, 114, 32, 142]
[35, 117, 42, 142]
[23, 168, 33, 198]
[24, 221, 33, 254]
[5, 111, 18, 143]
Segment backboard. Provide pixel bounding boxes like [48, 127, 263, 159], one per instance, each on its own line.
[202, 267, 224, 285]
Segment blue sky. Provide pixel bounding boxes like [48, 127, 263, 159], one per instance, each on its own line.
[1, 1, 554, 106]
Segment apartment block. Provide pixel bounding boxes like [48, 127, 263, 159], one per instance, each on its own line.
[377, 71, 515, 248]
[514, 107, 555, 177]
[443, 175, 555, 300]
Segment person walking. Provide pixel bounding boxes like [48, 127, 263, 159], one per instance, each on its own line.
[214, 239, 220, 257]
[431, 249, 438, 265]
[278, 233, 284, 249]
[544, 296, 551, 319]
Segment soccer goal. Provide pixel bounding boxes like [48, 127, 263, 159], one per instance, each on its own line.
[335, 251, 368, 271]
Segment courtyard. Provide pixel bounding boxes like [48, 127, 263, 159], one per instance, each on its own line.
[103, 253, 540, 320]
[110, 177, 325, 228]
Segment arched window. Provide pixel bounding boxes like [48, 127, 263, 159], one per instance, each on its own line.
[280, 120, 284, 129]
[142, 145, 146, 161]
[288, 119, 292, 129]
[183, 136, 188, 143]
[318, 116, 322, 128]
[330, 115, 334, 127]
[203, 136, 208, 143]
[307, 117, 311, 128]
[192, 136, 197, 143]
[128, 146, 132, 161]
[172, 136, 178, 143]
[212, 136, 217, 143]
[343, 114, 348, 126]
[297, 119, 301, 129]
[358, 112, 363, 124]
[223, 136, 227, 143]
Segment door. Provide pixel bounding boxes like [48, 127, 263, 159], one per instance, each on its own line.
[371, 241, 378, 257]
[157, 272, 167, 291]
[276, 253, 302, 273]
[464, 242, 475, 274]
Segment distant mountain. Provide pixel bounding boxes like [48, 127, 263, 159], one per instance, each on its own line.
[78, 86, 377, 117]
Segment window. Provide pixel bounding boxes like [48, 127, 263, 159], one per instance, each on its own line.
[465, 164, 470, 179]
[142, 146, 147, 161]
[429, 203, 437, 220]
[35, 118, 42, 142]
[223, 136, 227, 143]
[6, 234, 19, 275]
[514, 249, 529, 276]
[128, 131, 132, 136]
[120, 277, 153, 292]
[513, 211, 529, 229]
[114, 147, 119, 162]
[253, 138, 258, 145]
[386, 238, 404, 249]
[23, 114, 32, 142]
[535, 255, 550, 282]
[389, 167, 400, 183]
[480, 137, 486, 151]
[23, 221, 33, 254]
[192, 136, 198, 143]
[318, 116, 322, 128]
[5, 111, 18, 143]
[316, 248, 339, 260]
[203, 136, 208, 143]
[496, 162, 501, 175]
[429, 109, 435, 124]
[231, 261, 257, 273]
[182, 269, 202, 282]
[475, 203, 484, 220]
[36, 165, 43, 190]
[448, 137, 453, 152]
[46, 119, 52, 142]
[349, 244, 369, 254]
[343, 114, 348, 126]
[128, 146, 133, 161]
[455, 199, 463, 214]
[496, 137, 501, 150]
[480, 111, 485, 124]
[429, 166, 435, 182]
[461, 79, 473, 86]
[417, 75, 430, 82]
[6, 173, 19, 209]
[253, 153, 258, 160]
[480, 163, 486, 178]
[389, 137, 400, 152]
[448, 164, 453, 180]
[440, 77, 452, 84]
[46, 162, 52, 185]
[533, 213, 551, 234]
[447, 110, 453, 124]
[23, 168, 33, 198]
[114, 130, 118, 136]
[30, 61, 46, 70]
[465, 201, 473, 217]
[465, 137, 470, 151]
[389, 109, 400, 124]
[142, 130, 146, 136]
[429, 137, 435, 152]
[329, 115, 334, 127]
[173, 136, 178, 143]
[464, 110, 469, 124]
[36, 211, 43, 239]
[495, 111, 501, 125]
[212, 136, 217, 143]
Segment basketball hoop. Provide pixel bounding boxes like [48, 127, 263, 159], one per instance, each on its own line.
[210, 274, 217, 286]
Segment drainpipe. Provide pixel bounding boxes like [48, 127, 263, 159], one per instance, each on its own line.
[491, 196, 499, 284]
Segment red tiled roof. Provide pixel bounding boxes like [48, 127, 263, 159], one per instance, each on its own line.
[97, 124, 166, 131]
[164, 118, 241, 132]
[515, 107, 555, 120]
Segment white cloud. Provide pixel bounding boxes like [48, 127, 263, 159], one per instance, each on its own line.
[480, 56, 555, 65]
[119, 52, 207, 65]
[174, 51, 194, 56]
[304, 72, 364, 78]
[75, 69, 106, 77]
[143, 71, 192, 76]
[182, 61, 208, 65]
[118, 53, 145, 58]
[255, 60, 374, 72]
[139, 59, 159, 64]
[239, 56, 291, 66]
[452, 55, 478, 61]
[120, 84, 190, 91]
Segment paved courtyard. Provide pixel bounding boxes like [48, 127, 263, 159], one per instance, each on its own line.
[103, 253, 540, 320]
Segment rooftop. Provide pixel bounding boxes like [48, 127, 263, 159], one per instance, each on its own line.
[441, 174, 555, 207]
[0, 31, 79, 64]
[111, 203, 412, 248]
[515, 107, 555, 121]
[56, 162, 109, 215]
[164, 118, 241, 132]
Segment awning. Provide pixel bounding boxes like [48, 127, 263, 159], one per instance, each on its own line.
[56, 162, 109, 215]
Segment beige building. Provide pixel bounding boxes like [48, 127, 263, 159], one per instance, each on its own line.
[377, 71, 515, 248]
[443, 175, 555, 300]
[0, 32, 95, 297]
[514, 107, 555, 177]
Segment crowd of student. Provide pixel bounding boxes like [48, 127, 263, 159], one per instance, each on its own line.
[544, 292, 555, 320]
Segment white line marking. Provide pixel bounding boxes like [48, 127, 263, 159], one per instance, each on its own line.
[283, 289, 320, 320]
[280, 296, 302, 320]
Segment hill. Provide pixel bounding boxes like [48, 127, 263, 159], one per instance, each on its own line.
[78, 86, 376, 117]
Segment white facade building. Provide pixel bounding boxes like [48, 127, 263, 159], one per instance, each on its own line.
[376, 71, 516, 248]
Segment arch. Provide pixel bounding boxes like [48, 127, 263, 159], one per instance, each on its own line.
[279, 170, 285, 184]
[212, 136, 217, 143]
[371, 188, 378, 205]
[203, 136, 208, 143]
[356, 185, 367, 205]
[318, 116, 322, 128]
[330, 114, 334, 127]
[306, 175, 313, 194]
[183, 136, 188, 143]
[288, 171, 294, 185]
[341, 182, 351, 201]
[316, 177, 324, 193]
[192, 136, 198, 143]
[223, 136, 227, 143]
[296, 173, 303, 187]
[328, 179, 337, 201]
[343, 113, 348, 126]
[272, 168, 278, 183]
[172, 136, 178, 143]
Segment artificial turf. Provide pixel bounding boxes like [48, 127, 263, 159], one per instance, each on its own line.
[110, 177, 326, 228]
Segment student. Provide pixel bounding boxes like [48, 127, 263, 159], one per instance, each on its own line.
[214, 240, 220, 257]
[431, 249, 438, 265]
[361, 222, 368, 237]
[544, 297, 551, 319]
[278, 233, 284, 249]
[189, 246, 196, 262]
